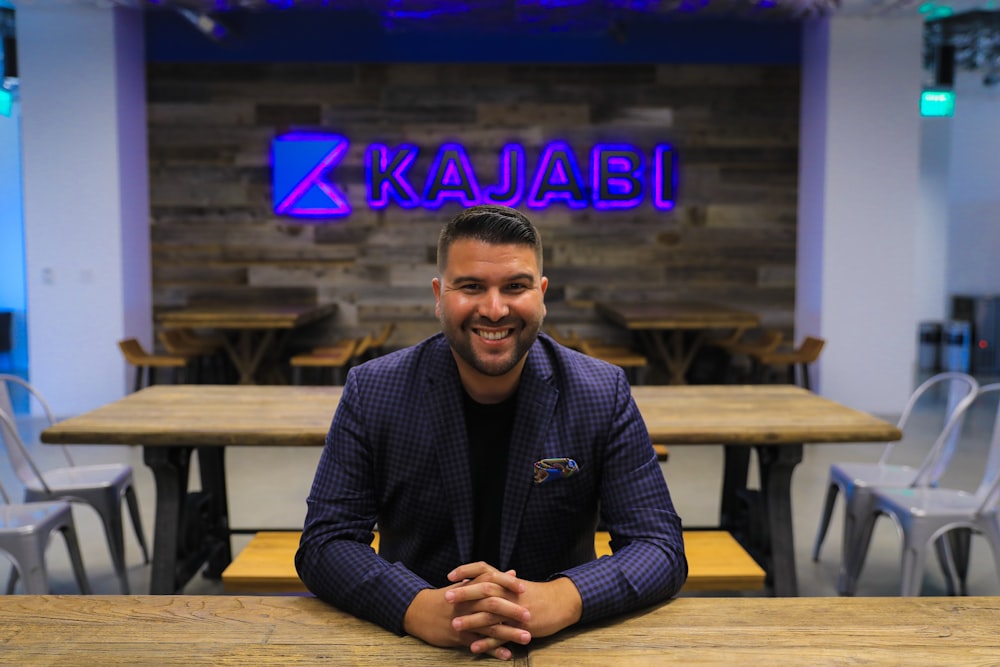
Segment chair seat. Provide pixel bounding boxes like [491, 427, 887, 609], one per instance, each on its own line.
[24, 464, 132, 494]
[877, 486, 984, 519]
[0, 501, 75, 532]
[830, 462, 920, 493]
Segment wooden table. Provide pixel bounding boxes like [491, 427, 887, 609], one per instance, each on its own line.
[157, 303, 337, 384]
[1, 595, 996, 665]
[595, 300, 760, 384]
[40, 384, 900, 596]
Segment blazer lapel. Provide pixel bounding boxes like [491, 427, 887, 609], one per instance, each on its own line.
[497, 347, 559, 568]
[424, 342, 476, 563]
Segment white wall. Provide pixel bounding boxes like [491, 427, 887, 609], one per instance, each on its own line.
[17, 6, 150, 416]
[946, 71, 1000, 298]
[799, 17, 925, 414]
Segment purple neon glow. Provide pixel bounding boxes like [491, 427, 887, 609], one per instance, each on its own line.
[274, 134, 351, 218]
[482, 144, 525, 206]
[423, 143, 482, 207]
[527, 141, 588, 209]
[591, 144, 644, 210]
[653, 144, 677, 211]
[366, 144, 420, 208]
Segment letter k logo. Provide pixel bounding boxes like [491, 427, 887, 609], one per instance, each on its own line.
[271, 133, 351, 218]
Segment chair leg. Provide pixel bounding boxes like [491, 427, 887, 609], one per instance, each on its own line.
[812, 482, 839, 561]
[94, 495, 130, 594]
[840, 508, 879, 596]
[934, 534, 960, 596]
[124, 484, 150, 564]
[60, 520, 92, 594]
[133, 365, 144, 393]
[900, 532, 929, 597]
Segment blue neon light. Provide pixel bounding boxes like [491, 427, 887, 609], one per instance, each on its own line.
[271, 133, 677, 219]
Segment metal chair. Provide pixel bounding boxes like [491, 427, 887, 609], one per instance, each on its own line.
[0, 475, 91, 594]
[846, 382, 1000, 596]
[812, 371, 979, 595]
[0, 375, 149, 593]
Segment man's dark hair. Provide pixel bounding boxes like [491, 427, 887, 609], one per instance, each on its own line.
[437, 205, 543, 273]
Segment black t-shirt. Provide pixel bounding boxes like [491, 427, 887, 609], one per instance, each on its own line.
[463, 390, 517, 566]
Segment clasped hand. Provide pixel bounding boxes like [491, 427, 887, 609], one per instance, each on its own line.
[403, 561, 582, 661]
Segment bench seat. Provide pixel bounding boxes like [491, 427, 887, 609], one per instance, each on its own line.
[222, 530, 764, 594]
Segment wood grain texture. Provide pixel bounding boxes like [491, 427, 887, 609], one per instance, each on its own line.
[0, 595, 996, 665]
[221, 530, 764, 594]
[528, 597, 1000, 666]
[39, 384, 900, 448]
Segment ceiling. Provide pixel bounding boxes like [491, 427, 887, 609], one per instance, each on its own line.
[3, 0, 994, 21]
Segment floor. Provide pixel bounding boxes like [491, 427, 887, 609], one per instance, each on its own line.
[2, 377, 999, 599]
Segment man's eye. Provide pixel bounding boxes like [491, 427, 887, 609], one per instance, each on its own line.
[459, 284, 482, 292]
[506, 283, 528, 292]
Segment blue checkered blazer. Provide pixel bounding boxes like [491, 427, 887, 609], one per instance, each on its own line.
[296, 332, 687, 635]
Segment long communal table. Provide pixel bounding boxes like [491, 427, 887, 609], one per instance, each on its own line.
[595, 300, 761, 385]
[1, 595, 996, 665]
[40, 384, 901, 596]
[157, 303, 337, 385]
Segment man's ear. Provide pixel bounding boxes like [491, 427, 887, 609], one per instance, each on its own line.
[432, 277, 442, 317]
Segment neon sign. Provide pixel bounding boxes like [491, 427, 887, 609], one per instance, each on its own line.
[271, 132, 677, 219]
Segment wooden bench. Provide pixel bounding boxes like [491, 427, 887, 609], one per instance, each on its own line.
[222, 530, 764, 594]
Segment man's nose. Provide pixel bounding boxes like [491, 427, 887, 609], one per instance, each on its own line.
[479, 288, 510, 321]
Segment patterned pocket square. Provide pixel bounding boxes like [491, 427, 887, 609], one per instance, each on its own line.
[533, 457, 580, 484]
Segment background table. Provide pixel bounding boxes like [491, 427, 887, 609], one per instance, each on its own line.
[1, 595, 996, 665]
[41, 384, 900, 596]
[595, 300, 760, 384]
[157, 303, 337, 384]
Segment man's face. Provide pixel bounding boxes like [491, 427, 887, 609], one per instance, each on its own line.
[433, 238, 548, 382]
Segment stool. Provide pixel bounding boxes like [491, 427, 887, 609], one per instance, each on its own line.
[118, 338, 190, 392]
[290, 337, 360, 385]
[709, 329, 783, 383]
[751, 336, 825, 390]
[158, 329, 225, 383]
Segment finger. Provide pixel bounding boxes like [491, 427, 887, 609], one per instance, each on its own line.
[452, 604, 530, 632]
[452, 614, 531, 644]
[447, 571, 525, 601]
[469, 625, 531, 651]
[447, 561, 498, 582]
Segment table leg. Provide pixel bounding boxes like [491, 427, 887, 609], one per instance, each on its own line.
[143, 446, 191, 595]
[757, 444, 803, 597]
[720, 445, 751, 531]
[221, 330, 278, 384]
[197, 447, 233, 578]
[143, 446, 233, 594]
[637, 330, 708, 385]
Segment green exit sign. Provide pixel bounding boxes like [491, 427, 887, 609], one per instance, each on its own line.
[921, 90, 955, 117]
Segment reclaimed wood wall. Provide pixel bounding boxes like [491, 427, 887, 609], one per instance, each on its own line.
[147, 63, 799, 356]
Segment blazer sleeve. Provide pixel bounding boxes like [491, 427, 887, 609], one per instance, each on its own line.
[295, 369, 431, 635]
[555, 370, 688, 624]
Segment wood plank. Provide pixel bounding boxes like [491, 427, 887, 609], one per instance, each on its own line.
[39, 384, 901, 448]
[1, 595, 995, 664]
[221, 530, 764, 594]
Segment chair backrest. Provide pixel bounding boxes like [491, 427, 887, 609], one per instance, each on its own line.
[878, 371, 978, 468]
[967, 383, 1000, 513]
[0, 374, 73, 473]
[796, 336, 825, 363]
[0, 405, 54, 493]
[118, 338, 149, 365]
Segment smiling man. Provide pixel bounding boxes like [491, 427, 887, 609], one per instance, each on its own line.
[296, 205, 687, 661]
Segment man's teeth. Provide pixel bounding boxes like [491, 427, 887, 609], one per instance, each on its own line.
[478, 330, 510, 341]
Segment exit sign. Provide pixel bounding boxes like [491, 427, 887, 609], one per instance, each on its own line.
[920, 90, 955, 117]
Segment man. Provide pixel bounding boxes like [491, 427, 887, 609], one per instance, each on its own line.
[296, 205, 686, 660]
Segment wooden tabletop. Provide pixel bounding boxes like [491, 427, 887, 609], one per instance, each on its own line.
[1, 595, 996, 665]
[595, 300, 760, 330]
[156, 303, 337, 330]
[528, 596, 1000, 666]
[41, 384, 900, 448]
